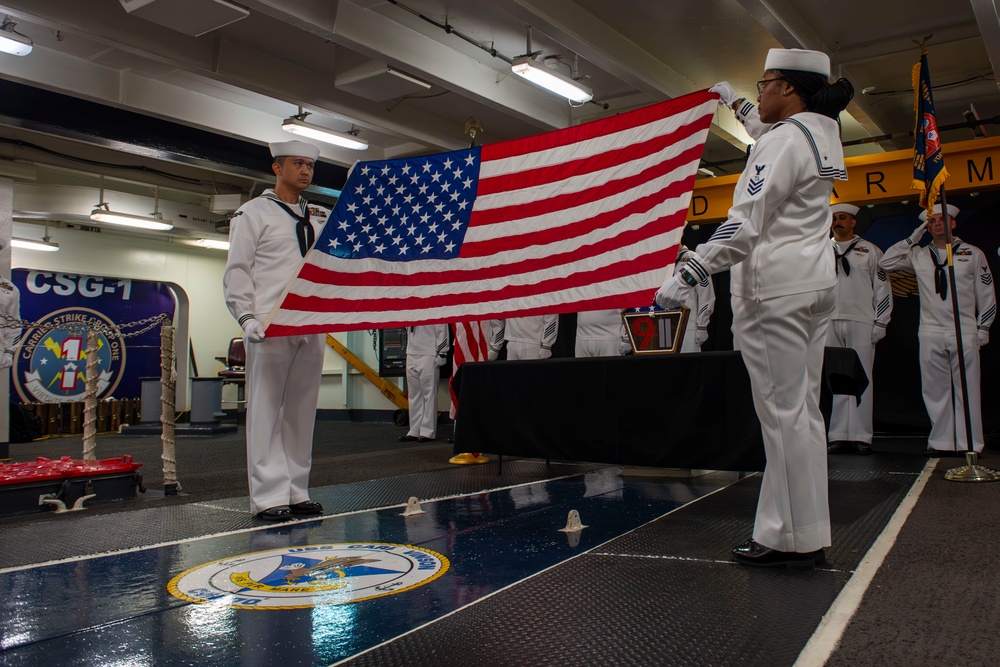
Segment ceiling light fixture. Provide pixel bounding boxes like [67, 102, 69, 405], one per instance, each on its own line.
[0, 17, 32, 56]
[11, 237, 58, 252]
[193, 238, 230, 251]
[510, 27, 592, 103]
[89, 179, 174, 231]
[511, 56, 593, 103]
[11, 222, 58, 252]
[282, 109, 368, 151]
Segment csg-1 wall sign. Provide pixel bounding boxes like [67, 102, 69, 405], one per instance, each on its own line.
[167, 543, 450, 609]
[10, 270, 176, 403]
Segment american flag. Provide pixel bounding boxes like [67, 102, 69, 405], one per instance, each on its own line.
[449, 320, 489, 420]
[264, 90, 718, 335]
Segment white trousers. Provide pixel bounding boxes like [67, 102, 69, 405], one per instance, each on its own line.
[826, 320, 875, 443]
[245, 334, 324, 512]
[919, 332, 983, 452]
[680, 324, 701, 353]
[575, 338, 618, 357]
[507, 341, 541, 360]
[406, 354, 440, 439]
[733, 288, 835, 554]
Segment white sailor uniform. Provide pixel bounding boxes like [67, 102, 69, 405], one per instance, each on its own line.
[880, 236, 996, 452]
[223, 190, 329, 513]
[486, 319, 505, 361]
[827, 235, 892, 444]
[0, 276, 21, 370]
[674, 266, 715, 353]
[505, 315, 558, 360]
[404, 324, 449, 439]
[669, 111, 845, 554]
[575, 309, 625, 357]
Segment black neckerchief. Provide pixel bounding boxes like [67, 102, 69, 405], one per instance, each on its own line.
[266, 195, 314, 257]
[928, 243, 960, 301]
[833, 238, 860, 276]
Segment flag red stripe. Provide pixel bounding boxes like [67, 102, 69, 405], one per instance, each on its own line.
[470, 143, 703, 227]
[479, 90, 715, 162]
[461, 173, 695, 258]
[282, 248, 672, 314]
[476, 117, 711, 197]
[292, 208, 685, 289]
[268, 290, 652, 337]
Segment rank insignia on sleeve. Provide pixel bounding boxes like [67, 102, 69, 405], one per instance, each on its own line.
[747, 163, 766, 196]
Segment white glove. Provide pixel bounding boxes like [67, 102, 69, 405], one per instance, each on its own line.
[620, 340, 633, 355]
[695, 329, 709, 347]
[435, 354, 448, 367]
[0, 351, 12, 370]
[654, 273, 694, 310]
[908, 222, 928, 245]
[871, 327, 887, 345]
[487, 347, 500, 361]
[242, 318, 266, 343]
[709, 81, 740, 108]
[978, 330, 989, 348]
[539, 347, 552, 360]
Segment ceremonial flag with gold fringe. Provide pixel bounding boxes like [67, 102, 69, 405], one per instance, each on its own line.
[912, 51, 949, 214]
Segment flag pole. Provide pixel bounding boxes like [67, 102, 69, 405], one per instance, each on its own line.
[911, 41, 998, 480]
[940, 185, 1000, 482]
[449, 118, 490, 466]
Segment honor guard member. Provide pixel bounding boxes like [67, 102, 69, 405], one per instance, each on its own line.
[504, 315, 558, 360]
[575, 309, 626, 357]
[879, 204, 996, 456]
[223, 140, 329, 522]
[659, 49, 854, 568]
[673, 245, 716, 352]
[486, 319, 506, 361]
[0, 256, 21, 371]
[827, 204, 893, 455]
[399, 324, 449, 443]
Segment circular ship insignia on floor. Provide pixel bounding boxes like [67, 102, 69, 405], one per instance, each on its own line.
[168, 543, 449, 609]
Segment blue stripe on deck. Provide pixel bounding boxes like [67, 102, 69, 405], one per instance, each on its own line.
[0, 469, 738, 666]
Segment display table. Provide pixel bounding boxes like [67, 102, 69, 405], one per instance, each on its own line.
[452, 348, 867, 472]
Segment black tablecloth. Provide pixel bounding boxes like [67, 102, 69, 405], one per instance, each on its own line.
[452, 348, 867, 472]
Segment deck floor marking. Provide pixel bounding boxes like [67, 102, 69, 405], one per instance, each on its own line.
[793, 459, 937, 666]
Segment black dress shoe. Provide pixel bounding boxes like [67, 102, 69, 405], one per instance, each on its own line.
[289, 500, 323, 515]
[827, 441, 849, 454]
[855, 442, 872, 455]
[256, 506, 293, 522]
[398, 435, 419, 442]
[731, 540, 825, 569]
[925, 448, 955, 457]
[417, 436, 434, 442]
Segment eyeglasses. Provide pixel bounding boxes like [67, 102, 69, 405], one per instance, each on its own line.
[756, 77, 785, 96]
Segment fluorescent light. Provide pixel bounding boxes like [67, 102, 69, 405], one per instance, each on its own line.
[511, 56, 592, 103]
[386, 67, 431, 89]
[0, 20, 32, 56]
[11, 237, 58, 252]
[90, 206, 174, 231]
[193, 238, 230, 251]
[282, 117, 368, 151]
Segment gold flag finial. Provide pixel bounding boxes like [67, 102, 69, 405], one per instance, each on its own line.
[464, 117, 484, 143]
[912, 34, 933, 55]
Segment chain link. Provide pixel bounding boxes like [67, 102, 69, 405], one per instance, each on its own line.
[0, 313, 170, 351]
